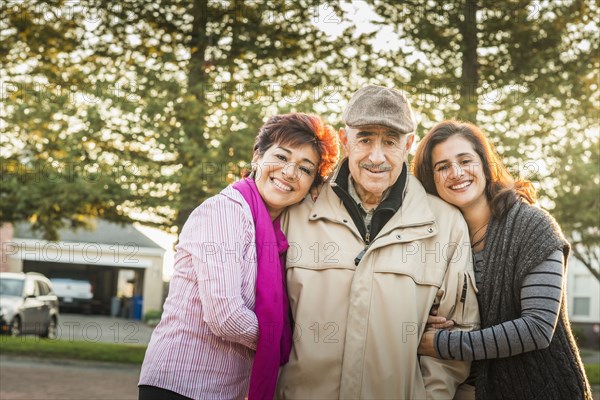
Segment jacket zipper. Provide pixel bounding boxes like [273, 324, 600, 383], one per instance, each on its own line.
[354, 247, 368, 266]
[331, 178, 436, 267]
[460, 272, 468, 319]
[354, 230, 371, 266]
[354, 229, 373, 266]
[460, 273, 468, 303]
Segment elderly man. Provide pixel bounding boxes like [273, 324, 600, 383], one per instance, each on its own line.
[277, 85, 479, 399]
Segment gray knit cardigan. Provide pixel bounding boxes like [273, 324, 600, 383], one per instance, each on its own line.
[475, 200, 592, 400]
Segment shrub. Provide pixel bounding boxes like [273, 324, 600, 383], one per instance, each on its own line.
[585, 364, 600, 385]
[571, 325, 587, 348]
[143, 310, 162, 325]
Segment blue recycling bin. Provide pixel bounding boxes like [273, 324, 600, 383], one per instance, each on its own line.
[110, 296, 121, 317]
[133, 295, 143, 321]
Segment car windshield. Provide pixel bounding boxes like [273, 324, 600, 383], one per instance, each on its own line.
[0, 278, 24, 297]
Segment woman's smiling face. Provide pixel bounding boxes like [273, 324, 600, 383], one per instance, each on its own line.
[431, 135, 488, 212]
[253, 143, 319, 219]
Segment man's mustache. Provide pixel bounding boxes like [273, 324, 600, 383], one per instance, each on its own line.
[359, 163, 392, 172]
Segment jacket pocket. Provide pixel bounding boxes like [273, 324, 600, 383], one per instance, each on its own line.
[452, 271, 479, 329]
[370, 229, 455, 286]
[372, 254, 446, 287]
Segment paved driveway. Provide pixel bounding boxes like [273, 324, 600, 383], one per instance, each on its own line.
[1, 314, 151, 400]
[0, 355, 140, 400]
[55, 313, 155, 345]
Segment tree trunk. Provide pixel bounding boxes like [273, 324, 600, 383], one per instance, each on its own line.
[458, 0, 479, 122]
[175, 0, 210, 233]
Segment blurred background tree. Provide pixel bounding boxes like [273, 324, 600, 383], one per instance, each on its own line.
[1, 0, 598, 278]
[546, 137, 599, 281]
[1, 0, 371, 238]
[363, 0, 599, 279]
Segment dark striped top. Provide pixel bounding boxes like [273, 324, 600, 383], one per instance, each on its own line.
[435, 249, 564, 361]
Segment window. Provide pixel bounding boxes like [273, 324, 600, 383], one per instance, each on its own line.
[572, 274, 593, 317]
[573, 297, 591, 316]
[36, 280, 51, 296]
[23, 278, 37, 297]
[0, 279, 24, 297]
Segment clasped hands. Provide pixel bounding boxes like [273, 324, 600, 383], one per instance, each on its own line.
[418, 306, 454, 358]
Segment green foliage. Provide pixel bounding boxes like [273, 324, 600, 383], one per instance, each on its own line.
[365, 1, 598, 139]
[571, 324, 588, 348]
[542, 135, 600, 280]
[585, 364, 600, 385]
[1, 0, 598, 270]
[363, 0, 599, 275]
[1, 0, 358, 236]
[1, 0, 181, 238]
[143, 309, 162, 325]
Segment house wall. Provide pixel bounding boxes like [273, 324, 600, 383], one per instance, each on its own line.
[566, 253, 600, 348]
[0, 223, 14, 272]
[5, 238, 165, 319]
[142, 256, 164, 314]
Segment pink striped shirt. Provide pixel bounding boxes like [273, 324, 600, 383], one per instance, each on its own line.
[139, 185, 259, 400]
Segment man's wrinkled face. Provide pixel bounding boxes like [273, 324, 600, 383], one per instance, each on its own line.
[339, 125, 414, 201]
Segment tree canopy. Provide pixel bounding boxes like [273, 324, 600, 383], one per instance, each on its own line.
[364, 0, 599, 277]
[1, 0, 598, 278]
[1, 0, 365, 237]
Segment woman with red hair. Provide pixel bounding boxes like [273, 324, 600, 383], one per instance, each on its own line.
[139, 113, 339, 400]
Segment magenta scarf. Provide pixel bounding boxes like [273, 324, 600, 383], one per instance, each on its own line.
[233, 178, 292, 400]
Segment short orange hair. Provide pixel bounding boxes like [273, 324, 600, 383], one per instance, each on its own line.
[253, 113, 339, 187]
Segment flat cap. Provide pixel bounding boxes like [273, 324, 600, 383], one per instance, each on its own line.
[342, 85, 416, 134]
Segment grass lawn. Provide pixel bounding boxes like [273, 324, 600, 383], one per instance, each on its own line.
[586, 363, 600, 386]
[580, 348, 600, 386]
[0, 335, 146, 364]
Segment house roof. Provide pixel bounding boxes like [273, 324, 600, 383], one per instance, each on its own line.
[14, 220, 164, 250]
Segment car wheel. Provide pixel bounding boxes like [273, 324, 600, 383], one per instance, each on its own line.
[10, 317, 21, 337]
[41, 316, 58, 339]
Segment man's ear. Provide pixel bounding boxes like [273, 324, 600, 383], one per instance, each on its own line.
[339, 127, 348, 146]
[405, 133, 415, 151]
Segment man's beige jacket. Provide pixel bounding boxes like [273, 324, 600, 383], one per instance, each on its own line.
[277, 175, 480, 399]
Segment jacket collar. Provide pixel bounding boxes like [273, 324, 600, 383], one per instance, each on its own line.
[394, 175, 437, 227]
[311, 161, 436, 235]
[331, 159, 407, 214]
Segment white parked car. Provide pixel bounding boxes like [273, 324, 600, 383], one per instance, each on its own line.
[0, 272, 59, 338]
[50, 278, 94, 314]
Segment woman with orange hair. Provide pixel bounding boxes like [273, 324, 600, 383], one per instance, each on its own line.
[138, 113, 339, 400]
[413, 120, 591, 399]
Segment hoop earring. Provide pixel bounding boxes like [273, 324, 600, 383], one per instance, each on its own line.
[248, 164, 257, 179]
